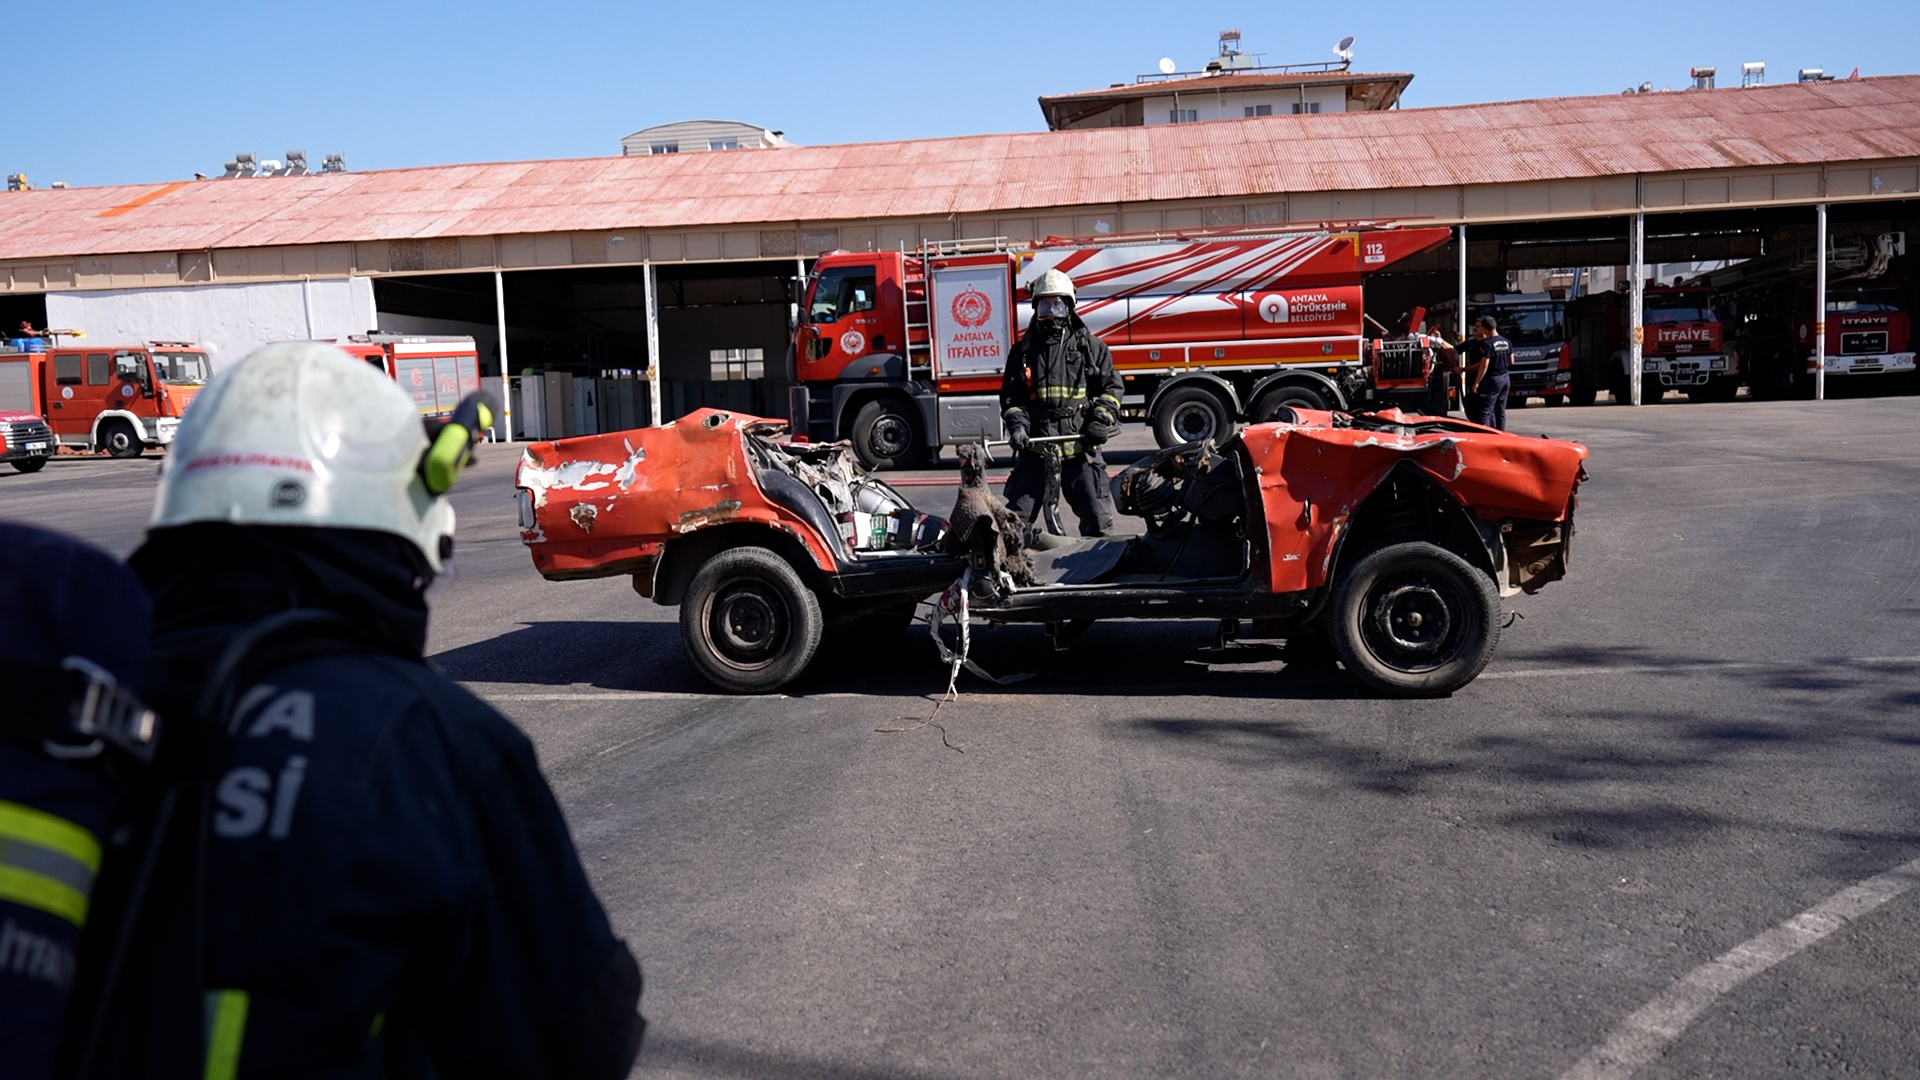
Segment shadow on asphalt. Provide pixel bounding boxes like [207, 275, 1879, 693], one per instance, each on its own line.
[636, 1031, 970, 1080]
[431, 617, 1370, 700]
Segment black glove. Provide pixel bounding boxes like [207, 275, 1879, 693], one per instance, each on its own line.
[1007, 424, 1030, 453]
[1081, 403, 1119, 447]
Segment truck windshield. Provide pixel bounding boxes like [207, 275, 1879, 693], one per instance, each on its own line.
[1827, 299, 1901, 313]
[153, 351, 209, 384]
[1485, 306, 1565, 345]
[1646, 306, 1717, 323]
[808, 267, 877, 324]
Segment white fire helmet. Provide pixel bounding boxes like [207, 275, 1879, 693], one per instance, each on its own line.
[150, 341, 457, 570]
[1031, 269, 1077, 304]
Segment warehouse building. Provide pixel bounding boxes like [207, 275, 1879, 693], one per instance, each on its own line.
[0, 73, 1915, 436]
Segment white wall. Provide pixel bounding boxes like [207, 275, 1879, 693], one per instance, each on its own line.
[44, 278, 376, 372]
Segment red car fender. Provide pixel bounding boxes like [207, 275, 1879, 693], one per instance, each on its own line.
[515, 410, 840, 581]
[1241, 414, 1587, 593]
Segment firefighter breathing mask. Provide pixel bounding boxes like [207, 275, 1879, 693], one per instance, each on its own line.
[1034, 296, 1072, 321]
[149, 341, 494, 572]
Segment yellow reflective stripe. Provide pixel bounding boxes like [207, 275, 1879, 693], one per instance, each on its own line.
[0, 864, 88, 925]
[0, 801, 102, 873]
[204, 989, 249, 1080]
[1095, 393, 1120, 406]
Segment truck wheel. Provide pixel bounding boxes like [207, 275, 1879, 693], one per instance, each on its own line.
[1328, 540, 1500, 698]
[1687, 377, 1739, 404]
[680, 546, 824, 694]
[1251, 383, 1329, 423]
[1568, 385, 1598, 407]
[12, 457, 47, 474]
[850, 398, 927, 471]
[102, 420, 144, 458]
[1153, 386, 1233, 447]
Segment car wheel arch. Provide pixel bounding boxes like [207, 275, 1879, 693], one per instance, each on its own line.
[653, 523, 829, 607]
[1325, 463, 1504, 592]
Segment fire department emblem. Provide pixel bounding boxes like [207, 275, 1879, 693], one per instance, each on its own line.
[1255, 293, 1291, 324]
[951, 286, 993, 328]
[840, 330, 866, 355]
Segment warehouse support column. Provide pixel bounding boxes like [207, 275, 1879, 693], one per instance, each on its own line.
[1455, 225, 1468, 340]
[494, 271, 512, 443]
[644, 260, 663, 427]
[1630, 212, 1645, 405]
[1815, 203, 1828, 401]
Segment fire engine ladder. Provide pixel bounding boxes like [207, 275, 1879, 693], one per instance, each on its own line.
[903, 237, 1014, 380]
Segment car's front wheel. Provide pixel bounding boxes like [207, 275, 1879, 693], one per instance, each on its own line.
[1328, 540, 1500, 697]
[680, 547, 824, 693]
[11, 457, 47, 474]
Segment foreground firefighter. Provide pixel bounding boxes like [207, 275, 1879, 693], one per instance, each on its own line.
[67, 343, 643, 1079]
[516, 405, 1587, 698]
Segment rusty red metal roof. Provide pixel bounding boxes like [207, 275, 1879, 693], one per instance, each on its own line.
[3, 76, 1918, 262]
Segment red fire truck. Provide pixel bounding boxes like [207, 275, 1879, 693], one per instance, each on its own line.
[0, 339, 210, 457]
[1690, 231, 1912, 398]
[1569, 285, 1739, 404]
[339, 335, 482, 417]
[789, 225, 1454, 468]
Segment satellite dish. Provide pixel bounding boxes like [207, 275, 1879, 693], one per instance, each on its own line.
[1334, 35, 1356, 61]
[1158, 57, 1177, 75]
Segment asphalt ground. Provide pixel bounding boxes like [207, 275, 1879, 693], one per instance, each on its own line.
[4, 396, 1919, 1079]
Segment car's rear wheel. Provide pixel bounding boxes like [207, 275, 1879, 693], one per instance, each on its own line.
[11, 457, 47, 474]
[1328, 540, 1500, 697]
[1153, 385, 1233, 448]
[850, 398, 927, 471]
[680, 547, 823, 694]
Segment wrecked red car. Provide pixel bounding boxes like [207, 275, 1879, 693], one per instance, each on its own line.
[513, 407, 1587, 697]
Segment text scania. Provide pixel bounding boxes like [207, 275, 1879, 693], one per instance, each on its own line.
[945, 330, 1003, 360]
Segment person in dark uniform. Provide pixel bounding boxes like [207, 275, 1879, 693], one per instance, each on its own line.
[64, 343, 643, 1080]
[1462, 314, 1512, 430]
[0, 525, 157, 1080]
[1000, 269, 1124, 537]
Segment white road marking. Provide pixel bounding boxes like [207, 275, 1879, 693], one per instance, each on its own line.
[1482, 656, 1920, 681]
[1561, 854, 1920, 1080]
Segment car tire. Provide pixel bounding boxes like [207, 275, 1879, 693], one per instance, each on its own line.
[102, 419, 143, 458]
[851, 398, 927, 471]
[679, 546, 824, 694]
[11, 457, 47, 474]
[1328, 540, 1501, 698]
[1250, 383, 1330, 424]
[1152, 386, 1233, 448]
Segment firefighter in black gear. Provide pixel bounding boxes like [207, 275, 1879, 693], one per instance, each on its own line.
[64, 343, 643, 1079]
[0, 524, 157, 1080]
[1000, 269, 1124, 537]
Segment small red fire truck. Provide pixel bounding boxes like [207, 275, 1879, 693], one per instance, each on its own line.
[789, 225, 1453, 468]
[0, 339, 210, 457]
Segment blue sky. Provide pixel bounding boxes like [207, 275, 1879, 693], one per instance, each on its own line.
[9, 0, 1918, 188]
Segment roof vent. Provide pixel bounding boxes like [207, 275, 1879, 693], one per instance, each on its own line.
[1741, 61, 1766, 87]
[1690, 66, 1716, 90]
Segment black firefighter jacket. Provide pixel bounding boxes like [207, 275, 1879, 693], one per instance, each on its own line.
[1000, 318, 1124, 442]
[72, 526, 642, 1080]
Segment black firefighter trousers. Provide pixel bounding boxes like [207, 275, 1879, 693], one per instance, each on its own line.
[1003, 446, 1116, 538]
